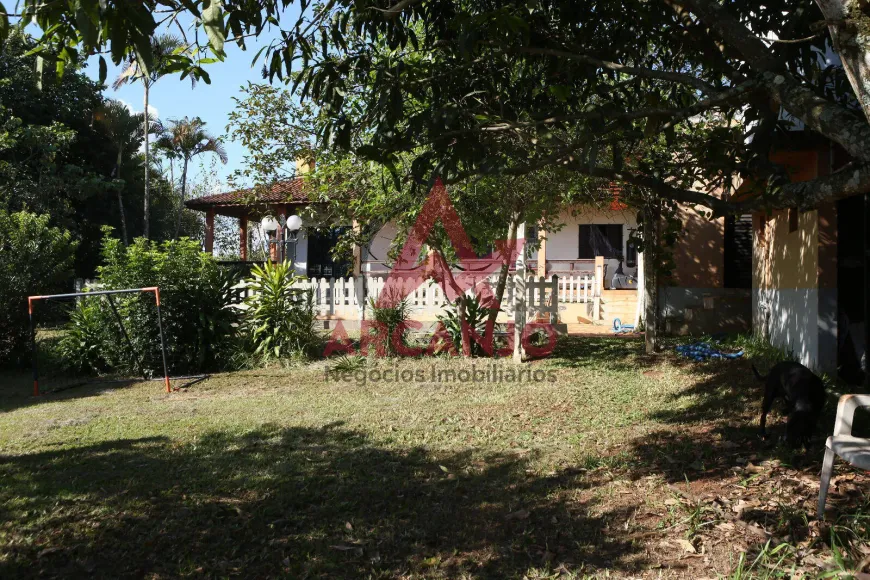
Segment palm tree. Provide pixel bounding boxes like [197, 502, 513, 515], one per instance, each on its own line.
[113, 33, 187, 240]
[95, 100, 162, 245]
[156, 117, 228, 239]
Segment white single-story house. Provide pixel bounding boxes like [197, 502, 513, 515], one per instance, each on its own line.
[186, 163, 751, 333]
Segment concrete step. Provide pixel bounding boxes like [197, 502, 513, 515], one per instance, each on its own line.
[602, 315, 637, 324]
[601, 304, 638, 312]
[602, 302, 637, 309]
[564, 323, 618, 335]
[601, 309, 637, 319]
[601, 289, 638, 298]
[602, 310, 637, 318]
[602, 299, 638, 307]
[601, 296, 638, 304]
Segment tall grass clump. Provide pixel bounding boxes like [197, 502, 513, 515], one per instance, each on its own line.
[367, 289, 414, 356]
[243, 260, 321, 361]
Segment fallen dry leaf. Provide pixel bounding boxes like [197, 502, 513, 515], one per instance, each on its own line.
[677, 539, 697, 554]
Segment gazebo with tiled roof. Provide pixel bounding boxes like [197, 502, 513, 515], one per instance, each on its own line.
[184, 161, 315, 260]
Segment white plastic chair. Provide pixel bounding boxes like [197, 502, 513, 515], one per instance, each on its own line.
[818, 394, 870, 520]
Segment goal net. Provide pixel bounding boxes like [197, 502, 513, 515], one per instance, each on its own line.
[28, 287, 174, 395]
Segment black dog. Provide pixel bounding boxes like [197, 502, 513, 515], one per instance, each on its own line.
[752, 361, 826, 447]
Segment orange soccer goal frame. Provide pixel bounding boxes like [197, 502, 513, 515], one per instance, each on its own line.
[28, 287, 171, 396]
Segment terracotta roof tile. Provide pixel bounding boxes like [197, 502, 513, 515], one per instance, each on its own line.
[185, 177, 311, 208]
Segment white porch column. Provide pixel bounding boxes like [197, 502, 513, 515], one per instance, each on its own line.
[634, 247, 644, 328]
[294, 229, 308, 276]
[513, 222, 527, 363]
[536, 224, 547, 277]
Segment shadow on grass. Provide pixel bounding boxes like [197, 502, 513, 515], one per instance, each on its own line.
[548, 335, 658, 372]
[0, 424, 642, 579]
[544, 337, 870, 570]
[0, 370, 143, 413]
[625, 360, 870, 495]
[550, 336, 869, 484]
[5, 335, 869, 577]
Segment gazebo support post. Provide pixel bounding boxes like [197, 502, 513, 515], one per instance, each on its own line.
[239, 214, 248, 261]
[205, 209, 215, 255]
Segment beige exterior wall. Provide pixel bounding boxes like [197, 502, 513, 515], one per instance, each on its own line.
[671, 206, 725, 288]
[752, 149, 821, 293]
[750, 149, 825, 368]
[753, 209, 818, 292]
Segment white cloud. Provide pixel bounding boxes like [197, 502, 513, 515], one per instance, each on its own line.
[116, 99, 161, 154]
[118, 98, 159, 120]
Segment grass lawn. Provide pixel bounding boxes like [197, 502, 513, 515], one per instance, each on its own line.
[1, 336, 868, 578]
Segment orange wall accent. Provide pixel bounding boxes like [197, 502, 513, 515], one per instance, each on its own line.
[752, 150, 820, 291]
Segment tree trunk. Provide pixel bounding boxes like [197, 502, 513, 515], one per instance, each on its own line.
[458, 293, 471, 356]
[143, 83, 151, 240]
[174, 157, 187, 240]
[643, 204, 659, 354]
[115, 148, 129, 245]
[865, 188, 870, 388]
[485, 214, 521, 345]
[815, 0, 870, 126]
[682, 0, 870, 164]
[513, 222, 527, 363]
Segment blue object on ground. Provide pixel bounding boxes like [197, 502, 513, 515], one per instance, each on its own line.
[612, 318, 636, 334]
[675, 341, 744, 361]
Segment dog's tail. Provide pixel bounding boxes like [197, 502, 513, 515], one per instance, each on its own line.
[751, 364, 766, 382]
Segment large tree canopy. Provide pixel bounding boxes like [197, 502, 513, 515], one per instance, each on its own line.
[11, 0, 870, 212]
[0, 33, 190, 275]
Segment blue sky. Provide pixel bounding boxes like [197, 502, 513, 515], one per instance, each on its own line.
[81, 9, 301, 191]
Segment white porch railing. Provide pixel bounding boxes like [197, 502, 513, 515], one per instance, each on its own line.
[231, 273, 597, 318]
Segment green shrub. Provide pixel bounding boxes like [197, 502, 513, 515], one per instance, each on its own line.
[60, 233, 241, 375]
[367, 289, 413, 356]
[437, 294, 498, 356]
[0, 211, 77, 366]
[243, 260, 320, 360]
[58, 299, 112, 375]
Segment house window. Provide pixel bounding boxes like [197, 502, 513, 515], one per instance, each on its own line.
[625, 239, 638, 268]
[724, 214, 753, 288]
[526, 225, 538, 244]
[308, 227, 352, 278]
[788, 208, 799, 233]
[525, 225, 539, 259]
[579, 224, 623, 259]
